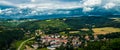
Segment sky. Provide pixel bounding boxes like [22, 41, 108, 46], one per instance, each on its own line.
[0, 0, 119, 10]
[0, 0, 120, 19]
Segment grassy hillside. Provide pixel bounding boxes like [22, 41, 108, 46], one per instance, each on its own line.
[18, 17, 120, 33]
[18, 19, 69, 33]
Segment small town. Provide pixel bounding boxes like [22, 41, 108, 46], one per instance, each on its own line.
[23, 30, 109, 50]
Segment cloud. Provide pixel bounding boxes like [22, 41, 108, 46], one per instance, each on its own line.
[103, 2, 116, 9]
[31, 0, 36, 2]
[81, 0, 101, 12]
[2, 0, 120, 10]
[0, 9, 2, 14]
[82, 0, 101, 7]
[83, 7, 93, 12]
[18, 2, 81, 9]
[0, 0, 120, 19]
[81, 0, 120, 13]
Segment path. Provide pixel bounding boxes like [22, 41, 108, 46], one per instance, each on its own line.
[17, 37, 35, 50]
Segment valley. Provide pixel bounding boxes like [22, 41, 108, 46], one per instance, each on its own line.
[0, 16, 120, 50]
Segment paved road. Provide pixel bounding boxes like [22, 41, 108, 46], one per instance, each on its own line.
[17, 37, 35, 50]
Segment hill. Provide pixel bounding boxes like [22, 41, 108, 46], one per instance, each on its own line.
[18, 16, 120, 33]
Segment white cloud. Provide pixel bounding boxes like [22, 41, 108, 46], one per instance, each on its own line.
[0, 9, 2, 14]
[2, 0, 120, 11]
[83, 7, 93, 12]
[31, 0, 36, 2]
[103, 2, 116, 9]
[18, 2, 81, 9]
[82, 0, 102, 12]
[83, 0, 102, 7]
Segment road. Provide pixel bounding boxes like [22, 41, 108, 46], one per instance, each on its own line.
[17, 37, 35, 50]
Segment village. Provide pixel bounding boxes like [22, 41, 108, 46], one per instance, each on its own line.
[24, 29, 108, 50]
